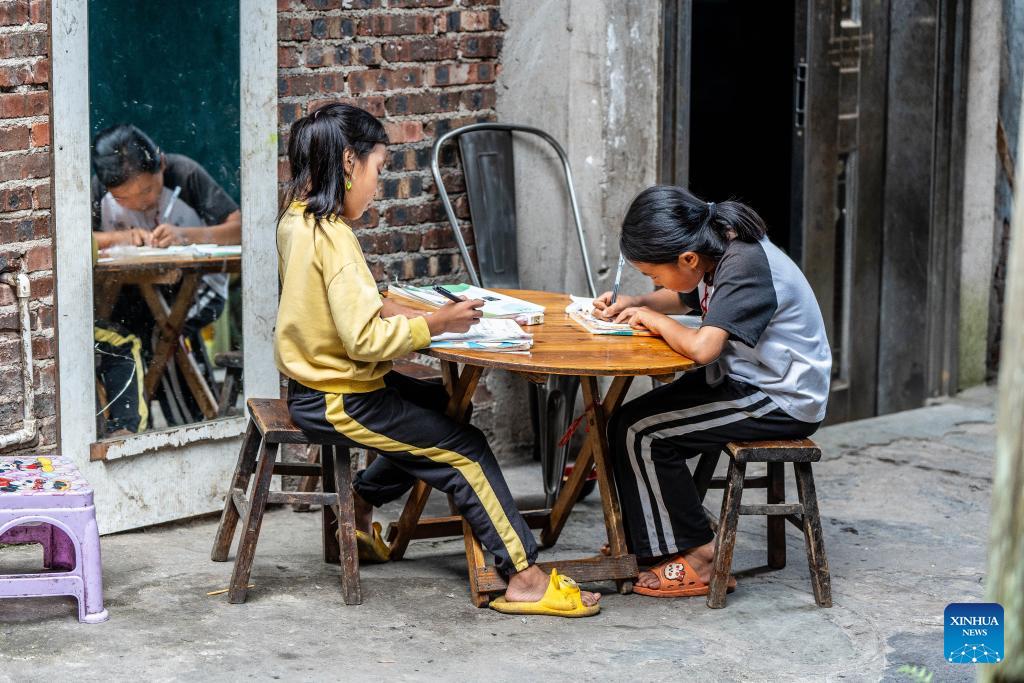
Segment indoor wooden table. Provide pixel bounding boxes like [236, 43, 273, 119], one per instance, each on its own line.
[93, 253, 241, 421]
[385, 289, 697, 606]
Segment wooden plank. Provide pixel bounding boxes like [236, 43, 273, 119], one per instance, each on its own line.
[706, 475, 769, 489]
[246, 398, 312, 444]
[271, 462, 322, 477]
[211, 421, 261, 562]
[475, 555, 639, 594]
[331, 446, 362, 605]
[228, 441, 278, 603]
[794, 462, 832, 607]
[738, 503, 804, 516]
[267, 491, 337, 506]
[767, 461, 786, 569]
[726, 439, 821, 463]
[707, 459, 745, 609]
[173, 343, 219, 420]
[140, 276, 200, 401]
[230, 488, 250, 519]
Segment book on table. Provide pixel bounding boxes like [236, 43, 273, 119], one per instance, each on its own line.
[387, 282, 545, 325]
[429, 318, 533, 352]
[565, 296, 703, 336]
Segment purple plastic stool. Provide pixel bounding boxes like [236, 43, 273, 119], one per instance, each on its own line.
[0, 455, 108, 623]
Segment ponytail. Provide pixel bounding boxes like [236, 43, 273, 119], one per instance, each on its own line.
[620, 185, 766, 264]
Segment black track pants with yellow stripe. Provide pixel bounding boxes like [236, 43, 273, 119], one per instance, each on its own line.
[287, 371, 538, 575]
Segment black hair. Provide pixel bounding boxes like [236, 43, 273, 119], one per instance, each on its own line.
[280, 102, 389, 224]
[620, 185, 767, 264]
[91, 124, 162, 189]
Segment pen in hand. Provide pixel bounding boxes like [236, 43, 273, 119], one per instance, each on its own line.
[610, 253, 625, 305]
[433, 285, 465, 303]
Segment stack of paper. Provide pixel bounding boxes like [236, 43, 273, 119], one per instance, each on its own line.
[389, 283, 545, 325]
[430, 318, 533, 352]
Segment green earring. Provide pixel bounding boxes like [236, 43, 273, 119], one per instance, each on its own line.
[345, 179, 353, 191]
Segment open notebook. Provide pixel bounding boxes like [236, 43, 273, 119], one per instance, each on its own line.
[388, 283, 545, 325]
[430, 318, 533, 352]
[566, 296, 702, 336]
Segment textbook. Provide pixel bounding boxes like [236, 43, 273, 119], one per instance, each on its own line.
[430, 318, 533, 352]
[387, 283, 545, 325]
[97, 244, 242, 262]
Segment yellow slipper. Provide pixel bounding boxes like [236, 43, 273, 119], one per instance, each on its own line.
[355, 521, 390, 563]
[489, 569, 600, 618]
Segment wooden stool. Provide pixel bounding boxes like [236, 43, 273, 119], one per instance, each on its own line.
[696, 438, 831, 609]
[210, 398, 361, 605]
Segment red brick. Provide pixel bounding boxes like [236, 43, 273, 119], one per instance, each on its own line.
[350, 207, 379, 229]
[421, 224, 458, 250]
[358, 14, 434, 37]
[279, 45, 301, 68]
[0, 59, 48, 87]
[0, 186, 32, 212]
[0, 1, 29, 26]
[350, 43, 383, 67]
[0, 152, 49, 180]
[32, 183, 49, 209]
[383, 120, 424, 144]
[31, 335, 53, 361]
[29, 273, 51, 297]
[460, 87, 496, 111]
[0, 91, 48, 118]
[0, 124, 30, 151]
[278, 17, 312, 41]
[25, 244, 51, 271]
[458, 34, 501, 58]
[26, 90, 48, 115]
[385, 91, 460, 116]
[382, 38, 456, 63]
[0, 31, 48, 57]
[445, 9, 499, 32]
[426, 61, 496, 86]
[0, 215, 49, 242]
[310, 16, 355, 39]
[378, 174, 424, 200]
[279, 71, 346, 97]
[29, 0, 47, 24]
[30, 121, 48, 147]
[309, 96, 385, 118]
[389, 0, 453, 6]
[277, 0, 295, 10]
[347, 67, 425, 94]
[384, 201, 444, 227]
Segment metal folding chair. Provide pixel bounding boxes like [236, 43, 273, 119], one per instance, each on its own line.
[431, 122, 596, 506]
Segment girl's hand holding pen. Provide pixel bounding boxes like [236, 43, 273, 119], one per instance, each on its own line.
[426, 297, 486, 335]
[593, 291, 639, 320]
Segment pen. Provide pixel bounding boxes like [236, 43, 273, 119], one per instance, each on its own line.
[433, 285, 463, 303]
[161, 186, 181, 223]
[610, 254, 625, 305]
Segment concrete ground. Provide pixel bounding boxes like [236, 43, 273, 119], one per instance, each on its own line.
[0, 386, 997, 682]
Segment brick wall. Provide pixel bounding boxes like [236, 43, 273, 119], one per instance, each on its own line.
[277, 0, 503, 284]
[0, 0, 55, 454]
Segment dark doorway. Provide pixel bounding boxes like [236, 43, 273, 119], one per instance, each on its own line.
[687, 0, 796, 254]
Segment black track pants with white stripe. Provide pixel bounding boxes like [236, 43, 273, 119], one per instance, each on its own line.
[607, 371, 821, 558]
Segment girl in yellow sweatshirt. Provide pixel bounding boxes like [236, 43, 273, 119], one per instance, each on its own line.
[274, 103, 599, 616]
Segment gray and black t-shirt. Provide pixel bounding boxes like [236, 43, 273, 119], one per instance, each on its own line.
[680, 236, 832, 423]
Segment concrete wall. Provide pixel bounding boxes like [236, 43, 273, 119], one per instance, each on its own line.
[485, 0, 661, 457]
[959, 0, 1002, 389]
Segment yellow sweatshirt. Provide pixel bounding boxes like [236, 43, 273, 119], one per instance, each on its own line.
[274, 202, 431, 393]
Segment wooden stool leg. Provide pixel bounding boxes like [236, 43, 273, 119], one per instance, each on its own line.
[321, 446, 341, 564]
[794, 462, 832, 607]
[211, 421, 261, 561]
[767, 461, 786, 569]
[228, 440, 279, 603]
[707, 459, 745, 609]
[292, 445, 322, 512]
[332, 446, 362, 605]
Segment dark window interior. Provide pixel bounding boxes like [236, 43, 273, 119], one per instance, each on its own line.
[688, 0, 796, 254]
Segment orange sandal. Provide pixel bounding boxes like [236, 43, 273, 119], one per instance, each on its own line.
[632, 555, 735, 598]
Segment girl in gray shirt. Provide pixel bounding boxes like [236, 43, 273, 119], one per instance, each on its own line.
[593, 185, 831, 599]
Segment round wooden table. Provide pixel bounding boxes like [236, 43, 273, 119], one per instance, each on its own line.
[388, 289, 697, 606]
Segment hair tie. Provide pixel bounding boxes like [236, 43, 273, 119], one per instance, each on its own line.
[706, 201, 717, 222]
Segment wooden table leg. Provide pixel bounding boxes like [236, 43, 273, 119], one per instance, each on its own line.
[140, 275, 200, 401]
[542, 375, 632, 547]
